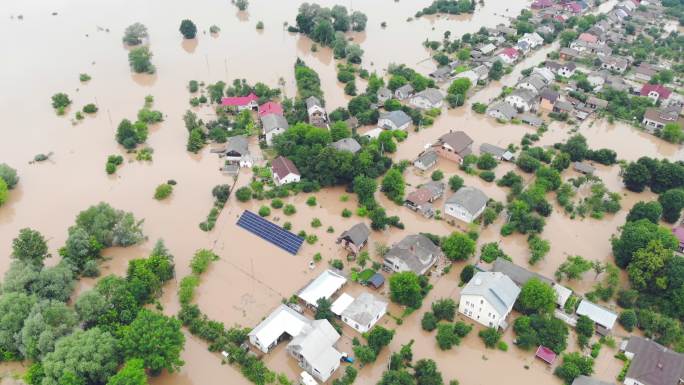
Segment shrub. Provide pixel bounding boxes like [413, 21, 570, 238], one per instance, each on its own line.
[331, 259, 344, 270]
[83, 104, 98, 113]
[284, 204, 296, 215]
[478, 328, 501, 348]
[311, 218, 322, 228]
[497, 341, 508, 351]
[431, 299, 456, 321]
[436, 323, 460, 350]
[256, 21, 264, 29]
[479, 170, 495, 182]
[460, 264, 474, 283]
[619, 309, 637, 332]
[342, 208, 352, 217]
[271, 199, 284, 209]
[431, 170, 444, 181]
[306, 196, 317, 206]
[421, 312, 437, 331]
[235, 187, 252, 202]
[179, 19, 197, 39]
[448, 175, 464, 191]
[154, 183, 173, 200]
[306, 234, 318, 244]
[258, 206, 271, 217]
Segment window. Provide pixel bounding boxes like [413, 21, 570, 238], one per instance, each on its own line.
[480, 299, 483, 305]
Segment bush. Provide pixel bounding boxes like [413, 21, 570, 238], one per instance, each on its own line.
[311, 218, 322, 228]
[421, 312, 437, 331]
[477, 154, 497, 170]
[235, 187, 252, 202]
[271, 199, 284, 209]
[479, 170, 495, 182]
[342, 208, 352, 218]
[284, 204, 296, 215]
[453, 321, 472, 338]
[212, 184, 230, 203]
[154, 183, 173, 200]
[436, 323, 460, 350]
[619, 309, 637, 332]
[258, 206, 271, 217]
[256, 21, 264, 29]
[179, 19, 197, 39]
[431, 299, 456, 321]
[448, 175, 464, 191]
[497, 341, 508, 351]
[306, 196, 317, 206]
[189, 80, 199, 93]
[478, 328, 501, 348]
[83, 104, 98, 113]
[431, 170, 444, 181]
[460, 264, 474, 283]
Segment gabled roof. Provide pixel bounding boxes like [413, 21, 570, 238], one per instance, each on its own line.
[579, 32, 598, 43]
[461, 272, 520, 316]
[331, 138, 361, 153]
[508, 88, 538, 103]
[249, 304, 311, 350]
[437, 131, 473, 155]
[415, 150, 438, 167]
[576, 300, 617, 329]
[540, 88, 560, 103]
[625, 337, 684, 385]
[406, 182, 444, 205]
[341, 293, 387, 327]
[413, 88, 444, 104]
[224, 135, 249, 155]
[385, 234, 441, 275]
[491, 259, 570, 307]
[488, 101, 517, 119]
[306, 96, 323, 110]
[221, 93, 258, 107]
[518, 75, 547, 91]
[258, 101, 283, 116]
[641, 84, 672, 99]
[377, 87, 392, 99]
[396, 84, 414, 94]
[288, 320, 341, 381]
[298, 270, 347, 307]
[500, 47, 519, 58]
[261, 113, 289, 134]
[445, 186, 488, 216]
[338, 223, 370, 247]
[380, 110, 412, 128]
[571, 376, 615, 385]
[272, 156, 300, 180]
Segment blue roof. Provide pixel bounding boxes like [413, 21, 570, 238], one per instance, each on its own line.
[368, 273, 385, 288]
[236, 210, 304, 254]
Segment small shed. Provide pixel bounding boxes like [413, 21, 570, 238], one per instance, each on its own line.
[573, 162, 595, 175]
[367, 273, 385, 289]
[535, 345, 557, 365]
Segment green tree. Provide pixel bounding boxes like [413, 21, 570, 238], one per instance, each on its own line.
[19, 300, 77, 361]
[51, 93, 71, 110]
[12, 228, 49, 268]
[0, 163, 19, 189]
[626, 201, 663, 224]
[612, 219, 678, 268]
[431, 170, 444, 181]
[389, 272, 423, 308]
[436, 323, 459, 350]
[623, 162, 651, 192]
[555, 255, 593, 281]
[186, 128, 205, 153]
[0, 179, 7, 206]
[0, 292, 36, 359]
[441, 232, 475, 261]
[662, 123, 684, 144]
[120, 309, 185, 375]
[448, 175, 464, 191]
[477, 154, 497, 170]
[41, 328, 119, 385]
[554, 352, 594, 385]
[421, 312, 437, 331]
[659, 189, 684, 223]
[489, 60, 504, 80]
[353, 344, 376, 364]
[516, 278, 556, 315]
[627, 240, 672, 292]
[619, 309, 637, 332]
[74, 290, 108, 327]
[353, 175, 377, 208]
[414, 358, 443, 385]
[431, 299, 456, 321]
[154, 184, 173, 200]
[122, 23, 148, 45]
[478, 328, 501, 348]
[128, 47, 155, 74]
[381, 168, 405, 204]
[179, 19, 197, 39]
[447, 78, 471, 96]
[460, 264, 475, 283]
[575, 315, 594, 343]
[107, 359, 148, 385]
[315, 298, 334, 321]
[561, 134, 588, 162]
[366, 326, 394, 354]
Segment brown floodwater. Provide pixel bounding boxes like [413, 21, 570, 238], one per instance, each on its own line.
[0, 0, 669, 384]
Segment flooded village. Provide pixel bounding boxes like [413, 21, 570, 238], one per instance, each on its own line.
[2, 0, 684, 385]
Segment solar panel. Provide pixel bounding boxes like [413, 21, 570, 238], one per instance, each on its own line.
[236, 210, 304, 255]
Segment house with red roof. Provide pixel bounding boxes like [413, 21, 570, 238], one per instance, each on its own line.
[640, 84, 672, 103]
[531, 0, 553, 9]
[535, 346, 557, 364]
[497, 48, 519, 65]
[578, 33, 598, 44]
[565, 2, 583, 13]
[258, 101, 283, 117]
[221, 92, 259, 111]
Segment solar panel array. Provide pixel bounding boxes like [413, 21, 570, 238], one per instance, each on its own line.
[236, 210, 304, 255]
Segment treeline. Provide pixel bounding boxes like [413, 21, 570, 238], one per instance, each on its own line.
[290, 3, 368, 40]
[415, 0, 476, 17]
[0, 163, 18, 207]
[1, 203, 185, 385]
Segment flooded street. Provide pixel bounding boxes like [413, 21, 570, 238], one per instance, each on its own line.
[0, 0, 673, 384]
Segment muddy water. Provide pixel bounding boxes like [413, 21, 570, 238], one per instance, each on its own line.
[0, 0, 665, 384]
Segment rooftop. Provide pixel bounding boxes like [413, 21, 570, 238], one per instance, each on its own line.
[461, 272, 520, 316]
[341, 292, 388, 327]
[445, 186, 488, 216]
[625, 337, 684, 385]
[271, 156, 300, 180]
[298, 270, 347, 307]
[576, 300, 617, 329]
[248, 304, 311, 351]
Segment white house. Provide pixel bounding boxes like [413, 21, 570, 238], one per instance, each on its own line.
[306, 96, 327, 127]
[459, 272, 520, 329]
[261, 113, 289, 146]
[383, 234, 442, 275]
[558, 62, 577, 78]
[505, 89, 538, 112]
[519, 32, 544, 49]
[497, 48, 519, 65]
[410, 88, 444, 109]
[271, 156, 301, 186]
[248, 304, 310, 353]
[286, 320, 342, 382]
[297, 270, 347, 308]
[516, 74, 547, 94]
[532, 67, 556, 83]
[486, 101, 517, 121]
[378, 110, 412, 131]
[337, 293, 387, 334]
[444, 186, 488, 223]
[222, 135, 253, 168]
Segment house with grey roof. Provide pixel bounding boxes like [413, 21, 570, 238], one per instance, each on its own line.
[340, 293, 388, 333]
[480, 143, 514, 162]
[621, 336, 684, 385]
[429, 66, 455, 82]
[459, 272, 520, 329]
[516, 74, 548, 94]
[331, 138, 361, 154]
[487, 101, 518, 121]
[444, 186, 488, 223]
[306, 96, 327, 127]
[377, 87, 392, 103]
[505, 88, 538, 112]
[378, 110, 412, 131]
[405, 181, 445, 218]
[519, 113, 543, 128]
[286, 319, 342, 382]
[336, 223, 370, 256]
[574, 161, 596, 175]
[261, 113, 289, 146]
[431, 131, 473, 164]
[395, 84, 414, 100]
[414, 150, 438, 171]
[383, 234, 442, 276]
[491, 259, 571, 308]
[219, 135, 253, 168]
[410, 88, 445, 109]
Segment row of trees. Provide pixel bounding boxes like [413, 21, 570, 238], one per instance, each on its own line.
[0, 163, 18, 207]
[292, 3, 367, 45]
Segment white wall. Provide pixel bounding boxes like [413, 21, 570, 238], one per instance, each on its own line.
[459, 294, 503, 328]
[445, 203, 475, 223]
[275, 173, 300, 186]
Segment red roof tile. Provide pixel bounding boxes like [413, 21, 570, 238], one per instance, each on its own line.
[640, 84, 672, 100]
[258, 101, 283, 117]
[535, 346, 557, 364]
[221, 92, 258, 107]
[501, 48, 519, 58]
[271, 156, 300, 180]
